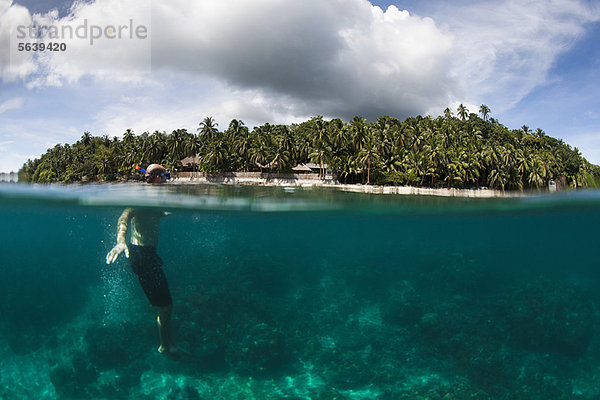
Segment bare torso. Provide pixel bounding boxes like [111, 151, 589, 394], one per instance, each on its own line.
[130, 210, 162, 246]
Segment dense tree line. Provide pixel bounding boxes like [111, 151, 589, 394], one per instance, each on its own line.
[18, 106, 600, 190]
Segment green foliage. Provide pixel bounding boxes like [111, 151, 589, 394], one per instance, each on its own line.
[19, 112, 600, 191]
[375, 171, 409, 186]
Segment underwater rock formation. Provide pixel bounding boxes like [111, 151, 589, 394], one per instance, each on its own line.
[50, 351, 98, 398]
[505, 278, 595, 357]
[226, 322, 290, 376]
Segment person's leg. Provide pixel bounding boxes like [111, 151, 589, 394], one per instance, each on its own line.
[157, 304, 173, 353]
[129, 246, 177, 354]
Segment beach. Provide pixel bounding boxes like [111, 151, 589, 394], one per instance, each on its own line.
[172, 172, 524, 198]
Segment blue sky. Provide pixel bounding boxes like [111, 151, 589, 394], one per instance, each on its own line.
[1, 0, 599, 172]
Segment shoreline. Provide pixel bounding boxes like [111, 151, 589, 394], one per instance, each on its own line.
[171, 174, 525, 198]
[2, 173, 532, 198]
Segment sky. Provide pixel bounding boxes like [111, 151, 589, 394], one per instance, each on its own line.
[1, 0, 600, 172]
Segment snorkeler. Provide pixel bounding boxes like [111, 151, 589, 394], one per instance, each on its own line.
[105, 164, 178, 356]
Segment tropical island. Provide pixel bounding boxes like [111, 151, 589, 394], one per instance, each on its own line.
[18, 105, 600, 191]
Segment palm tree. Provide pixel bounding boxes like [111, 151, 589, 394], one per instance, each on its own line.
[81, 131, 93, 147]
[121, 148, 139, 175]
[203, 140, 228, 171]
[461, 147, 481, 187]
[227, 119, 244, 139]
[310, 116, 331, 178]
[123, 129, 135, 145]
[145, 131, 166, 163]
[479, 104, 491, 121]
[328, 118, 346, 150]
[358, 129, 380, 184]
[488, 167, 508, 191]
[166, 129, 187, 167]
[198, 117, 219, 140]
[309, 147, 328, 178]
[276, 125, 294, 155]
[230, 120, 252, 171]
[406, 119, 423, 150]
[373, 116, 396, 161]
[444, 108, 453, 119]
[534, 128, 545, 137]
[185, 134, 202, 177]
[349, 116, 367, 151]
[295, 134, 312, 164]
[250, 125, 275, 171]
[457, 104, 469, 121]
[333, 154, 356, 184]
[250, 141, 269, 172]
[270, 141, 291, 172]
[528, 156, 547, 189]
[514, 149, 530, 190]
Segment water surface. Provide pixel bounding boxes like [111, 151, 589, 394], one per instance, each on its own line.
[1, 183, 599, 399]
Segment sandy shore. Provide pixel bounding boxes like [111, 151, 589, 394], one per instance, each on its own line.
[327, 184, 519, 198]
[172, 174, 523, 198]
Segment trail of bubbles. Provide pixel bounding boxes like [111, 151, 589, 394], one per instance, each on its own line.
[100, 262, 135, 326]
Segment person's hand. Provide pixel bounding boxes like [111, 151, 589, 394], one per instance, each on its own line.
[106, 243, 129, 264]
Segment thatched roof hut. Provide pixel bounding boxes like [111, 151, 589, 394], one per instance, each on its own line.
[181, 155, 200, 169]
[291, 163, 313, 172]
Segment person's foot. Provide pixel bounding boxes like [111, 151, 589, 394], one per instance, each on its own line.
[158, 345, 188, 360]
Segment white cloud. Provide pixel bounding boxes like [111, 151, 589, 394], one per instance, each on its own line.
[0, 116, 88, 171]
[432, 0, 600, 113]
[0, 151, 35, 172]
[29, 0, 151, 86]
[87, 75, 291, 136]
[0, 97, 24, 114]
[2, 0, 599, 134]
[4, 0, 456, 120]
[0, 140, 15, 150]
[0, 0, 37, 81]
[0, 140, 32, 173]
[445, 101, 480, 118]
[148, 0, 455, 119]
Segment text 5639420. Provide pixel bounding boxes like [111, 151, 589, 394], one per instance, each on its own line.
[17, 42, 66, 51]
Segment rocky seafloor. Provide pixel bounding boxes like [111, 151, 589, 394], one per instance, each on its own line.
[2, 249, 600, 400]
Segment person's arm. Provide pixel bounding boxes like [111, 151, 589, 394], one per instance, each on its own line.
[106, 208, 133, 264]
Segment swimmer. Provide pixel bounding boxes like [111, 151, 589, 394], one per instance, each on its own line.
[106, 164, 180, 357]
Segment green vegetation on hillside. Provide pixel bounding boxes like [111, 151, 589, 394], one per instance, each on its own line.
[18, 106, 600, 190]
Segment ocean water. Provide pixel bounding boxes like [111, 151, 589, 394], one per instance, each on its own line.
[1, 183, 600, 399]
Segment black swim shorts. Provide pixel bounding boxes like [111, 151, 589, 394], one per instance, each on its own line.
[128, 244, 173, 307]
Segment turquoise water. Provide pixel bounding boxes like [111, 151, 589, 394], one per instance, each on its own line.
[1, 183, 600, 399]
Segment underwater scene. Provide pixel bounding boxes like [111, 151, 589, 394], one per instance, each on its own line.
[1, 183, 600, 400]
